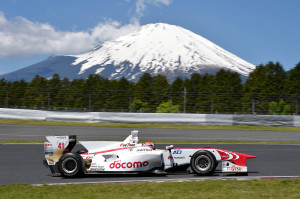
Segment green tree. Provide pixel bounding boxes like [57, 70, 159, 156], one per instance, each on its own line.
[245, 62, 287, 93]
[48, 74, 61, 108]
[152, 74, 170, 109]
[7, 80, 28, 108]
[156, 100, 180, 113]
[68, 78, 86, 109]
[170, 77, 184, 112]
[54, 78, 70, 109]
[286, 62, 300, 94]
[268, 99, 291, 115]
[285, 62, 300, 114]
[213, 69, 243, 113]
[197, 73, 215, 113]
[186, 73, 201, 112]
[244, 62, 287, 114]
[0, 78, 7, 107]
[24, 75, 48, 108]
[131, 98, 150, 112]
[134, 73, 154, 106]
[106, 77, 133, 111]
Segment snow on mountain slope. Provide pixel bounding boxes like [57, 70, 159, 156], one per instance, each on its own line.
[0, 23, 255, 82]
[71, 23, 255, 80]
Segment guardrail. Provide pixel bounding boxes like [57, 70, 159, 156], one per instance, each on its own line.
[0, 108, 299, 127]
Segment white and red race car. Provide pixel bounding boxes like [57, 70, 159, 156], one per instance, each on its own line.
[44, 130, 256, 177]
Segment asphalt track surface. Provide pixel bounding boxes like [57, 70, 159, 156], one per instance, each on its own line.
[1, 124, 300, 141]
[0, 124, 300, 185]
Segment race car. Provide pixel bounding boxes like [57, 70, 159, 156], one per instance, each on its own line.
[43, 130, 256, 177]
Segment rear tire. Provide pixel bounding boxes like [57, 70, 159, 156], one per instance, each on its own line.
[190, 150, 217, 176]
[58, 153, 84, 177]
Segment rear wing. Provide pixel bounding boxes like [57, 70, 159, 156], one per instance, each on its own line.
[44, 135, 77, 165]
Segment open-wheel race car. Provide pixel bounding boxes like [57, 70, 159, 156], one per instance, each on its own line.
[44, 130, 256, 177]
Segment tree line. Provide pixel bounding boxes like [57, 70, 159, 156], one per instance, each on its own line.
[0, 61, 300, 114]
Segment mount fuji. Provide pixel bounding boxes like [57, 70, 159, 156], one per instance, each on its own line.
[1, 23, 255, 82]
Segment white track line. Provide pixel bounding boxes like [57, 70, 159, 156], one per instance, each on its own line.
[32, 176, 300, 186]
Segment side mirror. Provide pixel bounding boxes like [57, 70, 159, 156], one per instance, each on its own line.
[166, 145, 174, 150]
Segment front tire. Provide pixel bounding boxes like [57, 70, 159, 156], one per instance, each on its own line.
[58, 153, 84, 177]
[190, 150, 217, 176]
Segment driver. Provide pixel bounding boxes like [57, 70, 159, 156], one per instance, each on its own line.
[143, 142, 155, 150]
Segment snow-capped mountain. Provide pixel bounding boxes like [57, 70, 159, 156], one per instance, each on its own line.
[1, 23, 255, 82]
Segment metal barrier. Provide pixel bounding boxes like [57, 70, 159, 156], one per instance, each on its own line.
[0, 108, 299, 127]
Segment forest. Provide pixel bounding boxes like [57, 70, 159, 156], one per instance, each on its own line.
[0, 61, 300, 115]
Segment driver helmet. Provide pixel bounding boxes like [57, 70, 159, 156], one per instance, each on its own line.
[143, 142, 155, 149]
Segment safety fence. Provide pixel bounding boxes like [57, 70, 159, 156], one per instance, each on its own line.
[0, 87, 299, 115]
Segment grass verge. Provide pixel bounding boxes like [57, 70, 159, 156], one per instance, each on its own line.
[0, 179, 300, 199]
[1, 119, 300, 131]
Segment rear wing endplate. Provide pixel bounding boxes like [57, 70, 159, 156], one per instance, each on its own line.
[44, 135, 76, 165]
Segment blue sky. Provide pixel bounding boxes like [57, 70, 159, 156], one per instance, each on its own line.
[0, 0, 299, 75]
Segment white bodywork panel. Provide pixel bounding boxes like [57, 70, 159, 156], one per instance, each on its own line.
[79, 141, 121, 153]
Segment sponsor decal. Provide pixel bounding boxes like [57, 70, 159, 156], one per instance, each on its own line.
[109, 160, 149, 169]
[90, 166, 105, 171]
[56, 136, 67, 139]
[226, 166, 242, 172]
[137, 149, 152, 152]
[82, 156, 93, 159]
[217, 150, 231, 160]
[58, 142, 65, 149]
[173, 149, 182, 154]
[221, 155, 230, 159]
[120, 143, 128, 147]
[44, 143, 52, 149]
[56, 136, 67, 140]
[173, 156, 185, 159]
[120, 143, 135, 147]
[48, 160, 55, 165]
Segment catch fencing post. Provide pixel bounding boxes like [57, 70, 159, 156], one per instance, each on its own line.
[89, 93, 92, 111]
[296, 96, 299, 115]
[252, 94, 255, 115]
[5, 87, 8, 108]
[48, 92, 50, 110]
[211, 94, 214, 114]
[129, 94, 132, 112]
[183, 87, 186, 113]
[170, 94, 173, 113]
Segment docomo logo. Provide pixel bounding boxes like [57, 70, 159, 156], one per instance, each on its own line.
[109, 161, 149, 169]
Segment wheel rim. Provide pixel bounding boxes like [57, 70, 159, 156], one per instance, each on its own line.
[195, 155, 211, 171]
[62, 157, 77, 174]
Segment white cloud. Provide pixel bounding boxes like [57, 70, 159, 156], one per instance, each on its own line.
[0, 12, 141, 58]
[0, 0, 173, 59]
[135, 0, 172, 18]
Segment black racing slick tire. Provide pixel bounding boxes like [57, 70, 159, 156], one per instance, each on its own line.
[190, 150, 217, 176]
[58, 153, 84, 177]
